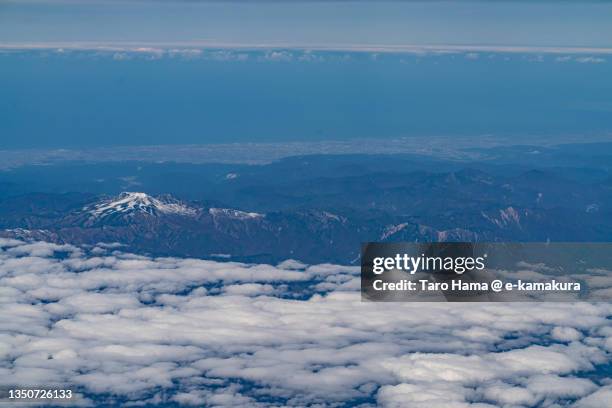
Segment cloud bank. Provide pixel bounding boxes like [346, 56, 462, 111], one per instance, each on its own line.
[0, 239, 611, 407]
[2, 42, 612, 56]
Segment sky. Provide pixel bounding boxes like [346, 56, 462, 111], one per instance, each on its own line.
[2, 1, 612, 48]
[1, 1, 612, 149]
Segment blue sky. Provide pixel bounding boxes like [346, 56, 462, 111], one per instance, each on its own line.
[1, 1, 611, 149]
[2, 1, 612, 48]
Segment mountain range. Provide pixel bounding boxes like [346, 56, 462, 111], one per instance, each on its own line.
[1, 173, 610, 264]
[1, 144, 611, 263]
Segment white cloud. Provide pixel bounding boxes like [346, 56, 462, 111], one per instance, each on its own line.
[0, 240, 611, 407]
[525, 374, 597, 399]
[555, 55, 606, 64]
[377, 383, 494, 408]
[575, 56, 606, 64]
[261, 50, 293, 62]
[481, 382, 537, 407]
[574, 385, 612, 408]
[3, 42, 612, 56]
[551, 326, 583, 342]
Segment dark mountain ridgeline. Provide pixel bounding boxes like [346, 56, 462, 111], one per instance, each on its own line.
[0, 163, 610, 263]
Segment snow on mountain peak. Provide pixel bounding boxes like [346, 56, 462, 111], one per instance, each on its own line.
[209, 208, 263, 220]
[380, 223, 409, 240]
[86, 192, 197, 218]
[481, 206, 522, 228]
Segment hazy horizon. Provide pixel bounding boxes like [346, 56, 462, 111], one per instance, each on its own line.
[2, 1, 612, 150]
[3, 1, 612, 48]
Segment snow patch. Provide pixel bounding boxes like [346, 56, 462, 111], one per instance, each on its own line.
[87, 192, 197, 218]
[482, 206, 522, 228]
[381, 223, 409, 240]
[209, 208, 263, 220]
[500, 207, 521, 226]
[586, 204, 599, 213]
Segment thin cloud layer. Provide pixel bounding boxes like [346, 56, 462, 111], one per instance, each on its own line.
[1, 43, 610, 66]
[0, 239, 611, 407]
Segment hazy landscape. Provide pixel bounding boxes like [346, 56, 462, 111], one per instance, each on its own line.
[1, 141, 612, 264]
[1, 1, 612, 407]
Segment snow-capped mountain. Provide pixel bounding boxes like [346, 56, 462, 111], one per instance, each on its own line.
[84, 192, 198, 219]
[0, 192, 372, 263]
[1, 158, 610, 264]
